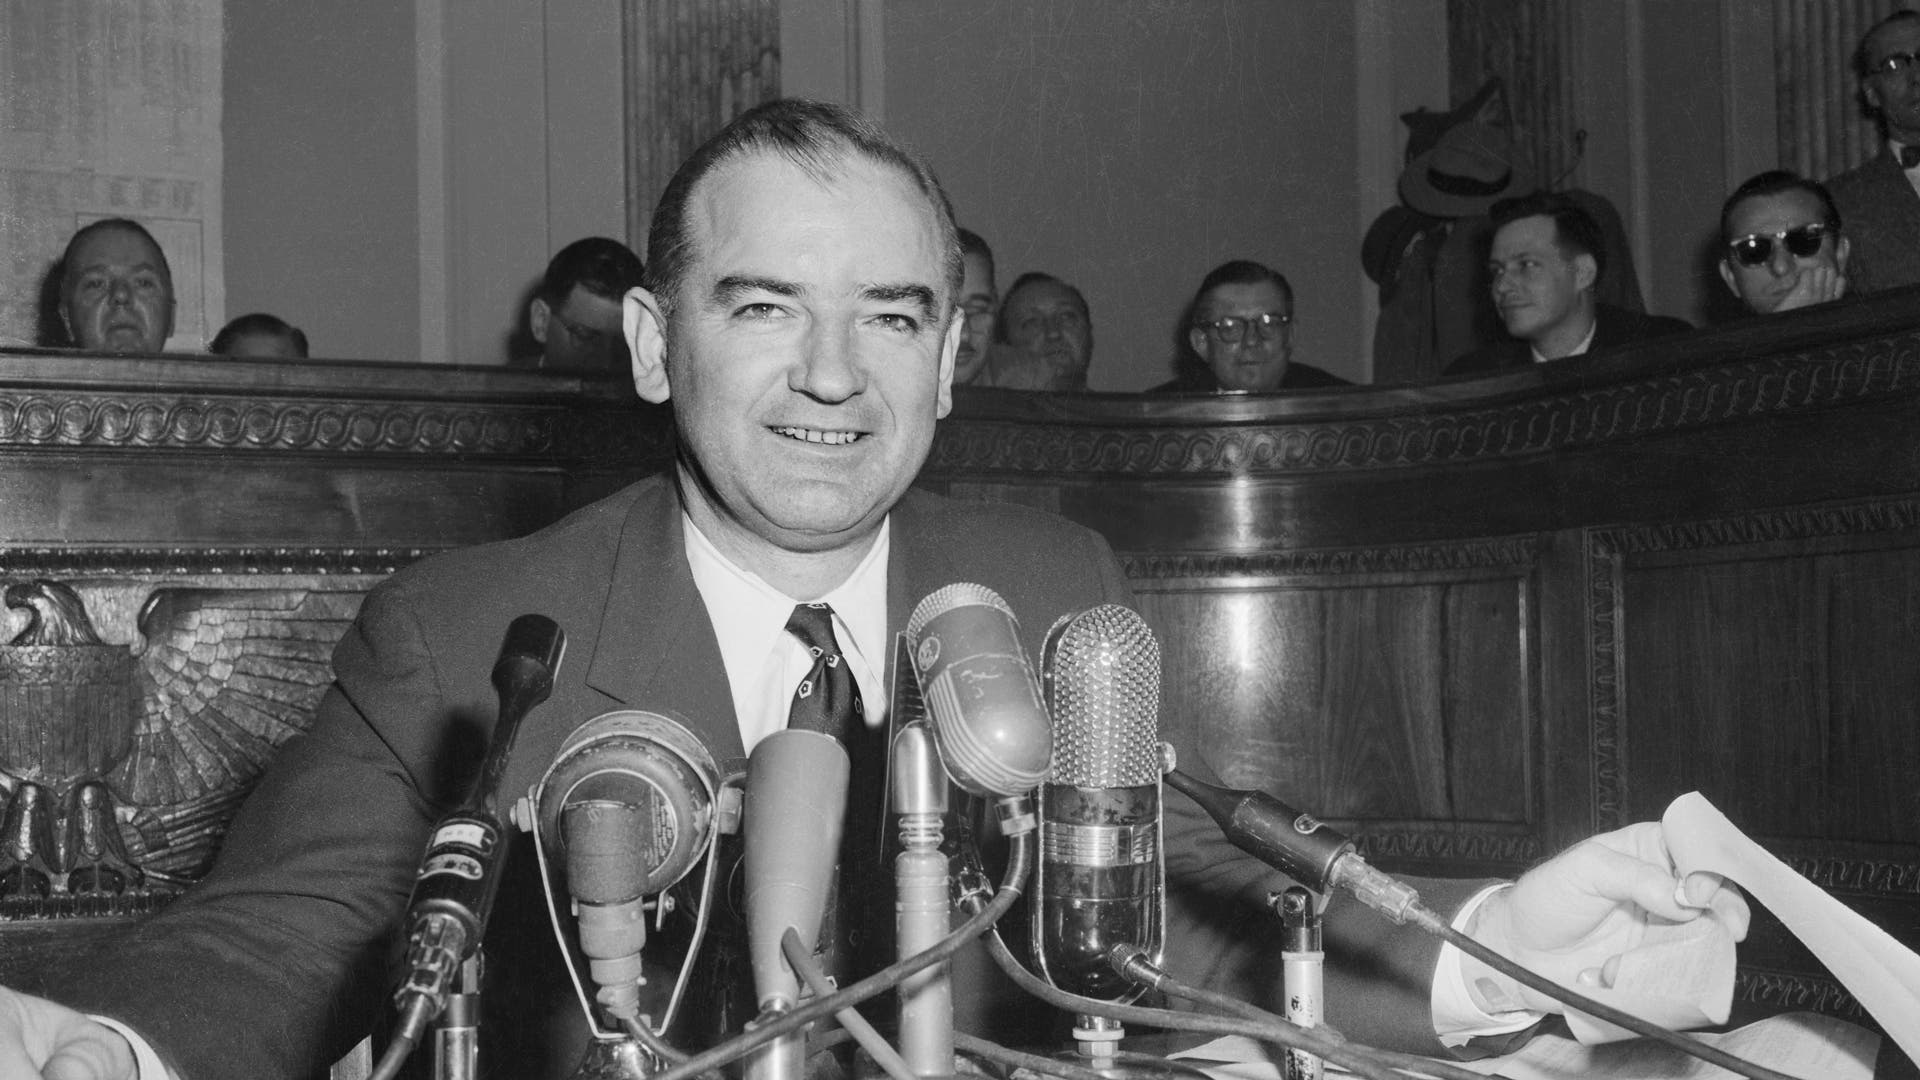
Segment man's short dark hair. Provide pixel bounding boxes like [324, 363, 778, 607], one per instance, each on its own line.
[210, 312, 309, 358]
[1189, 260, 1293, 319]
[1489, 191, 1605, 278]
[1855, 10, 1920, 79]
[1719, 170, 1842, 244]
[541, 237, 644, 306]
[645, 98, 961, 323]
[958, 227, 994, 281]
[994, 271, 1087, 342]
[60, 218, 173, 290]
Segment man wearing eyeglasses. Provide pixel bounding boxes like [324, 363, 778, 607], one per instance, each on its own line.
[1827, 10, 1920, 296]
[954, 228, 997, 386]
[525, 236, 646, 370]
[1152, 260, 1350, 393]
[1718, 171, 1851, 315]
[1444, 193, 1688, 377]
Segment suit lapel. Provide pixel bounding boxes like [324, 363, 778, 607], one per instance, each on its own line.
[584, 475, 747, 766]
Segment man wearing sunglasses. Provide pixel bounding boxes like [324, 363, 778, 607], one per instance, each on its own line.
[1827, 10, 1920, 296]
[1445, 192, 1688, 377]
[1152, 259, 1350, 393]
[1718, 171, 1851, 315]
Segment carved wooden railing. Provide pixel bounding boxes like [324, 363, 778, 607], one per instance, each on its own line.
[927, 287, 1920, 1031]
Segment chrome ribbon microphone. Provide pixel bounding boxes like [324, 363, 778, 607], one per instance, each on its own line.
[1033, 604, 1166, 1006]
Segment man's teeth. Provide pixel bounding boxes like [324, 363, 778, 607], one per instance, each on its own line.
[774, 426, 861, 445]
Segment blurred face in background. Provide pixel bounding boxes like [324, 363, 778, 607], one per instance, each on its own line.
[998, 278, 1090, 391]
[60, 224, 175, 353]
[1718, 189, 1849, 314]
[535, 284, 629, 369]
[1188, 280, 1293, 392]
[954, 248, 996, 385]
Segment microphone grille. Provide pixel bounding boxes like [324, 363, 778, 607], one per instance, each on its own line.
[1042, 605, 1161, 788]
[906, 581, 1012, 640]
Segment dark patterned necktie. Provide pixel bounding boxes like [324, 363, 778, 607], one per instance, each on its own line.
[1901, 144, 1920, 170]
[784, 602, 862, 737]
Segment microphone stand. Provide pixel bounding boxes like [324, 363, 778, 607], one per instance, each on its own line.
[891, 722, 955, 1078]
[434, 956, 483, 1080]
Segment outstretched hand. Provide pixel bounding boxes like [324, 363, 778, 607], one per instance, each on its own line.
[1462, 821, 1751, 1014]
[0, 988, 142, 1080]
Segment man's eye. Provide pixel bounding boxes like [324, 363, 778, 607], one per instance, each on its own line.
[873, 313, 919, 333]
[735, 302, 783, 320]
[78, 276, 107, 294]
[133, 275, 161, 292]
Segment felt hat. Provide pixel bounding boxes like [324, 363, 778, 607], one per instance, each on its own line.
[1398, 120, 1537, 219]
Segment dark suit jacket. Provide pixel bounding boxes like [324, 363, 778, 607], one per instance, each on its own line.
[40, 474, 1482, 1079]
[1828, 147, 1920, 296]
[1443, 302, 1692, 377]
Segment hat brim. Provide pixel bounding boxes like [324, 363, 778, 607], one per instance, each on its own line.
[1399, 149, 1538, 218]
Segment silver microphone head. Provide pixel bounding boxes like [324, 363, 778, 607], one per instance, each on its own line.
[1041, 604, 1161, 788]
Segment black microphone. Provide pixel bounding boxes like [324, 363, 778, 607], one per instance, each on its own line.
[1032, 604, 1166, 1005]
[530, 709, 722, 1021]
[904, 583, 1051, 799]
[1163, 770, 1424, 925]
[391, 615, 566, 1041]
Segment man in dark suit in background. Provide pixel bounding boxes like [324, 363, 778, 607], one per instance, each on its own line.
[0, 100, 1749, 1080]
[1152, 260, 1351, 393]
[1445, 193, 1689, 377]
[1828, 10, 1920, 296]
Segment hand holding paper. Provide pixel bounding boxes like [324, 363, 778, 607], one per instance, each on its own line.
[1463, 819, 1750, 1037]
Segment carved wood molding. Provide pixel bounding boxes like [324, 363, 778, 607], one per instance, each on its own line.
[1353, 827, 1544, 865]
[0, 548, 439, 576]
[1591, 496, 1920, 555]
[0, 389, 670, 463]
[1585, 536, 1626, 831]
[1122, 536, 1540, 580]
[1782, 854, 1920, 895]
[932, 337, 1920, 476]
[1736, 969, 1865, 1021]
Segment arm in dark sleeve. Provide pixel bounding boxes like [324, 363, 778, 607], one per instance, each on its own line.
[33, 585, 453, 1080]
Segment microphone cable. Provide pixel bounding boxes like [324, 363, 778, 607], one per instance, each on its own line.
[642, 825, 1037, 1080]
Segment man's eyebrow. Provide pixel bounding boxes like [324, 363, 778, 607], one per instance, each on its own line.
[711, 275, 803, 307]
[863, 282, 938, 322]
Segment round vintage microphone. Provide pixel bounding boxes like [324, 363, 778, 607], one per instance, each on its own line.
[1033, 604, 1167, 1067]
[904, 583, 1052, 800]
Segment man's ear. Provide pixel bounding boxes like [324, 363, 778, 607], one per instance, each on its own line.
[1835, 234, 1853, 274]
[625, 287, 671, 403]
[1573, 252, 1599, 293]
[1717, 258, 1740, 298]
[528, 297, 551, 346]
[1188, 327, 1209, 359]
[935, 304, 961, 419]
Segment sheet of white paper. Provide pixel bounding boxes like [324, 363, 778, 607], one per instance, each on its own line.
[1662, 791, 1920, 1063]
[1561, 912, 1736, 1043]
[1169, 1012, 1877, 1080]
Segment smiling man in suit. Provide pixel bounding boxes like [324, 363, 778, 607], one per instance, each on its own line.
[0, 100, 1749, 1080]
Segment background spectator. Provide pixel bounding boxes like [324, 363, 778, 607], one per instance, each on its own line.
[210, 312, 310, 359]
[1154, 260, 1349, 393]
[984, 271, 1091, 391]
[524, 236, 644, 370]
[55, 218, 174, 354]
[1718, 171, 1850, 316]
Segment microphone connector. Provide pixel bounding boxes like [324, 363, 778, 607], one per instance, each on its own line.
[392, 912, 469, 1041]
[1326, 853, 1438, 930]
[1105, 942, 1169, 992]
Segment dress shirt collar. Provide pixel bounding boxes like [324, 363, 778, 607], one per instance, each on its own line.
[1530, 316, 1598, 364]
[682, 513, 891, 751]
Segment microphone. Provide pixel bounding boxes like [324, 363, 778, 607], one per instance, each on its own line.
[744, 729, 850, 1080]
[1031, 604, 1166, 1006]
[1162, 770, 1423, 925]
[390, 615, 566, 1045]
[530, 709, 723, 1020]
[904, 583, 1051, 799]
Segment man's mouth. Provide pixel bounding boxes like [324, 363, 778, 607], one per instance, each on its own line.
[773, 425, 863, 446]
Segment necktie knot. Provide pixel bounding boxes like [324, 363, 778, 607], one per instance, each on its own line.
[784, 602, 860, 734]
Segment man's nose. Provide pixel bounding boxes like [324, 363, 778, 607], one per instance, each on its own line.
[108, 278, 132, 304]
[793, 320, 862, 400]
[1769, 242, 1797, 276]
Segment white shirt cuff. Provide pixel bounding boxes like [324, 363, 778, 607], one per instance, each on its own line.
[89, 1015, 174, 1080]
[1431, 882, 1545, 1047]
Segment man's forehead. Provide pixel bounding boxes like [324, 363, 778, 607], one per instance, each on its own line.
[71, 228, 163, 268]
[1007, 281, 1080, 311]
[1200, 281, 1289, 315]
[1492, 215, 1560, 256]
[1869, 19, 1920, 62]
[1729, 190, 1824, 232]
